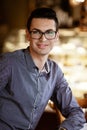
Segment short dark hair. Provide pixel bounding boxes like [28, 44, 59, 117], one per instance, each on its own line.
[27, 7, 59, 32]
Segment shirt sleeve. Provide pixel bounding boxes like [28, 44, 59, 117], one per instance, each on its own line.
[51, 66, 86, 130]
[0, 54, 11, 91]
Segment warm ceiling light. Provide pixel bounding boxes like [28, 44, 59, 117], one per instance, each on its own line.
[69, 0, 85, 6]
[75, 0, 85, 2]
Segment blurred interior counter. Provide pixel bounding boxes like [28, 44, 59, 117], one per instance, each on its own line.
[49, 28, 87, 98]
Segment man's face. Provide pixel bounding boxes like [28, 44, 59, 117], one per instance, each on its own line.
[26, 18, 59, 56]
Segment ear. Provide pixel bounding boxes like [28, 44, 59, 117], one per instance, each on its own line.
[56, 32, 59, 41]
[26, 29, 30, 41]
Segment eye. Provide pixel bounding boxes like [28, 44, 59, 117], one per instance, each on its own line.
[31, 30, 42, 35]
[32, 30, 40, 34]
[46, 30, 55, 35]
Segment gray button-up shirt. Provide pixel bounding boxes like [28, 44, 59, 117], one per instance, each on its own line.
[0, 47, 86, 130]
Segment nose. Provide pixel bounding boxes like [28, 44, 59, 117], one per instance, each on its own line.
[40, 34, 47, 41]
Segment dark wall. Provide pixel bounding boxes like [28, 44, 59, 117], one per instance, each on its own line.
[0, 0, 71, 29]
[0, 0, 29, 29]
[0, 0, 33, 53]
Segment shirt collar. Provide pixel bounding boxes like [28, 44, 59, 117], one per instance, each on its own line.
[40, 61, 50, 74]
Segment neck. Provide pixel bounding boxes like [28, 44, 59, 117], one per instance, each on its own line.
[29, 49, 48, 71]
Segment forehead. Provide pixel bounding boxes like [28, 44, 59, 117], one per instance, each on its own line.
[30, 18, 56, 31]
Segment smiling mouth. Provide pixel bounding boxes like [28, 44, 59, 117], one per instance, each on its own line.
[37, 44, 48, 49]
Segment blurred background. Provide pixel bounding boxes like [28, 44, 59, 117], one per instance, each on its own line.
[0, 0, 87, 98]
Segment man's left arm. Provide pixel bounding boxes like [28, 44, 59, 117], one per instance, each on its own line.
[51, 67, 86, 130]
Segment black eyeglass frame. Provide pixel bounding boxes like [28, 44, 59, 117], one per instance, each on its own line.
[29, 29, 57, 40]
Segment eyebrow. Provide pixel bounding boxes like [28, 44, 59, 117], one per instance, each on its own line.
[30, 28, 56, 32]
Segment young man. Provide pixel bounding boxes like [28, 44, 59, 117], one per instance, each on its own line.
[0, 7, 86, 130]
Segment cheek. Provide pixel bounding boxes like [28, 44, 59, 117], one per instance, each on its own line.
[47, 42, 55, 51]
[50, 40, 57, 47]
[29, 39, 38, 48]
[52, 36, 59, 46]
[28, 37, 35, 43]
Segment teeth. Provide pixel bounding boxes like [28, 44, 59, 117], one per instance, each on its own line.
[38, 44, 46, 49]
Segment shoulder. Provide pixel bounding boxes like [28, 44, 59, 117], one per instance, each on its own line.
[0, 49, 27, 69]
[48, 58, 64, 80]
[0, 48, 26, 61]
[48, 58, 62, 72]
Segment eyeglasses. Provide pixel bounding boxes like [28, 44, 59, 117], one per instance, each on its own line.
[29, 29, 57, 40]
